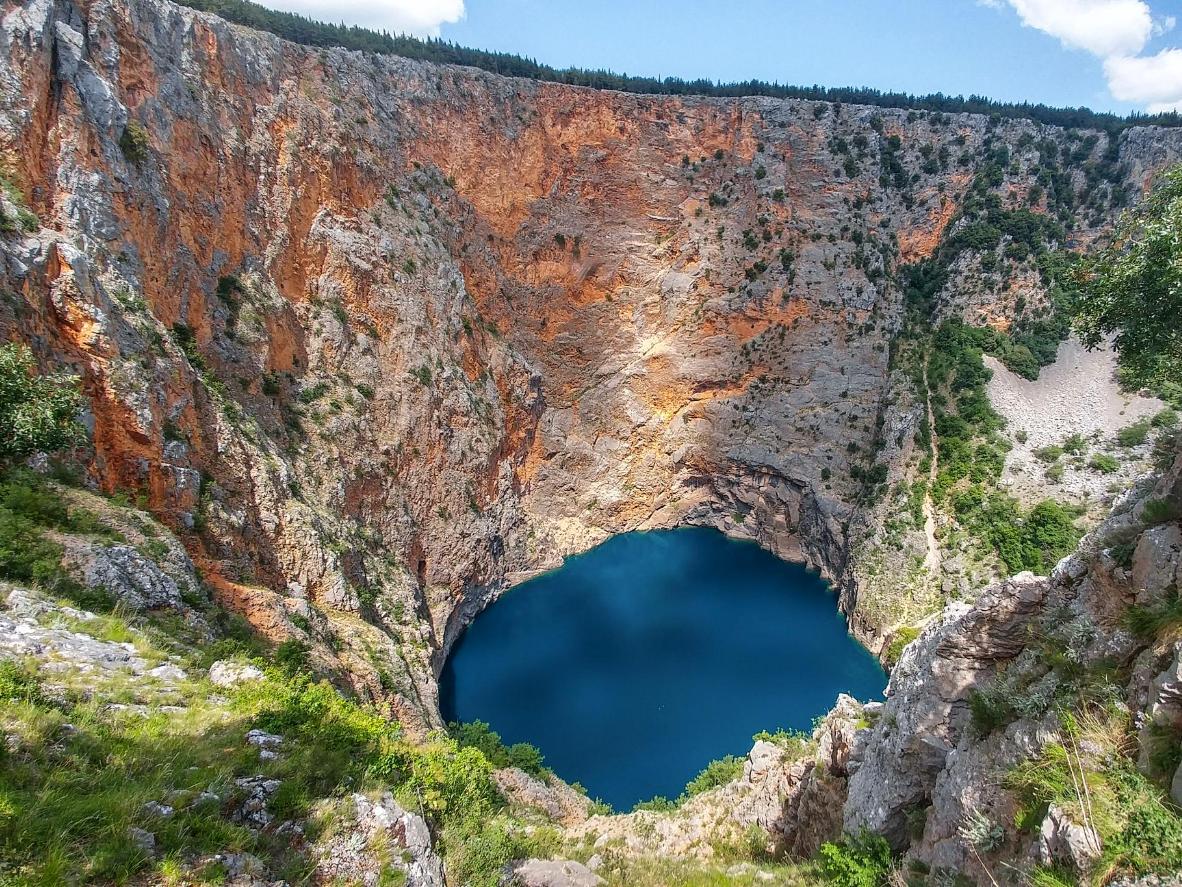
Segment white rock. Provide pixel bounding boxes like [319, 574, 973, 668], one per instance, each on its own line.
[508, 859, 604, 887]
[1036, 804, 1102, 871]
[141, 801, 174, 818]
[148, 664, 187, 682]
[245, 728, 283, 749]
[208, 660, 264, 688]
[127, 826, 155, 853]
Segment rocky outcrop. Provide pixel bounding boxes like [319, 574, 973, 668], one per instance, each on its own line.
[494, 767, 594, 827]
[315, 792, 445, 887]
[823, 452, 1182, 884]
[60, 540, 185, 610]
[566, 696, 869, 861]
[208, 659, 265, 688]
[0, 582, 150, 674]
[844, 573, 1052, 845]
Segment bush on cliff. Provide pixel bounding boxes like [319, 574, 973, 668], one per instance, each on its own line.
[818, 831, 893, 887]
[1073, 164, 1182, 392]
[0, 343, 83, 465]
[447, 719, 548, 778]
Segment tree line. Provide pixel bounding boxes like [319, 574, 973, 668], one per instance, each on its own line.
[179, 0, 1179, 132]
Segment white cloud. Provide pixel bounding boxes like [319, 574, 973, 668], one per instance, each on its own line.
[981, 0, 1182, 111]
[1003, 0, 1155, 56]
[264, 0, 464, 37]
[1105, 48, 1182, 110]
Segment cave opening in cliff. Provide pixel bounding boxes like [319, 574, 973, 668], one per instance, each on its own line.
[439, 526, 886, 810]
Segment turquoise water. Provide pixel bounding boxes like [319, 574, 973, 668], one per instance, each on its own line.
[439, 527, 886, 810]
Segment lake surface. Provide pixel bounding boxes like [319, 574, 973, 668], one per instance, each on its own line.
[439, 527, 886, 810]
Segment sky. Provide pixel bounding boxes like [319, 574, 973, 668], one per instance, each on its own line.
[263, 0, 1182, 115]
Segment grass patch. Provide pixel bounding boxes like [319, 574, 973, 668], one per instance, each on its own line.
[1123, 588, 1182, 640]
[1117, 419, 1151, 447]
[0, 574, 556, 887]
[1006, 708, 1182, 884]
[884, 626, 920, 666]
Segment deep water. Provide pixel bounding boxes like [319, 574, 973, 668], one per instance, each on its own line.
[439, 527, 886, 810]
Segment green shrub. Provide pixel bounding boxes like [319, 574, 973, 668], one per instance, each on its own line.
[448, 720, 548, 778]
[440, 814, 557, 887]
[1072, 164, 1182, 391]
[1142, 497, 1182, 525]
[0, 659, 45, 705]
[1123, 588, 1182, 640]
[818, 831, 892, 887]
[119, 120, 151, 163]
[1089, 454, 1119, 473]
[884, 626, 920, 666]
[0, 344, 84, 464]
[968, 687, 1018, 737]
[752, 728, 812, 756]
[1152, 407, 1179, 428]
[273, 639, 311, 674]
[951, 489, 1080, 575]
[1118, 420, 1151, 447]
[1035, 445, 1063, 463]
[632, 796, 677, 813]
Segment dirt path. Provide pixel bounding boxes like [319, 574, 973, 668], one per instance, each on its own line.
[921, 353, 941, 576]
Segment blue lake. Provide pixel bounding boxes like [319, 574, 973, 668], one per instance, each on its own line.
[439, 527, 886, 810]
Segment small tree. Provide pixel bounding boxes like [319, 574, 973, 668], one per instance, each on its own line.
[1072, 164, 1182, 391]
[0, 343, 84, 465]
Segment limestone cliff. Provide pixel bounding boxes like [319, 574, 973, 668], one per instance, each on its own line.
[1, 0, 1181, 736]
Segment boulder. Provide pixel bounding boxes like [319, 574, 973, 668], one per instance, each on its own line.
[127, 827, 155, 854]
[245, 729, 283, 750]
[315, 793, 444, 887]
[505, 859, 604, 887]
[1035, 804, 1101, 872]
[209, 660, 265, 688]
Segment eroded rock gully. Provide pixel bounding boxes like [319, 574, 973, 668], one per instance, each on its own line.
[2, 0, 1181, 738]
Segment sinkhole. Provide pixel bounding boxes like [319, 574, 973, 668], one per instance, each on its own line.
[439, 526, 886, 810]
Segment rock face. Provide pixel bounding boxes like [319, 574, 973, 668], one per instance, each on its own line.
[60, 540, 185, 610]
[2, 0, 1180, 730]
[830, 453, 1182, 883]
[315, 793, 445, 887]
[567, 697, 870, 861]
[494, 767, 594, 827]
[844, 572, 1052, 845]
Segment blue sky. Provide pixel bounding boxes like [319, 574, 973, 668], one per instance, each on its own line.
[265, 1, 1182, 114]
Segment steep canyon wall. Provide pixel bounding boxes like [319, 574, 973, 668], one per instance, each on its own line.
[2, 0, 1180, 727]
